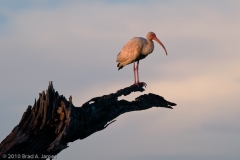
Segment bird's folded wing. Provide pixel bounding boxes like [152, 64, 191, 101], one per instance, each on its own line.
[116, 38, 143, 63]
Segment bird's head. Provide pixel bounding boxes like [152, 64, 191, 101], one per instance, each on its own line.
[147, 32, 168, 55]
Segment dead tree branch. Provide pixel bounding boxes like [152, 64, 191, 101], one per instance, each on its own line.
[0, 82, 176, 159]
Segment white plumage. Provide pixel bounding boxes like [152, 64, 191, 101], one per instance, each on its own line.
[116, 32, 167, 86]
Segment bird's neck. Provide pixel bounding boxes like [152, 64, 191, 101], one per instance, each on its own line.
[142, 40, 154, 55]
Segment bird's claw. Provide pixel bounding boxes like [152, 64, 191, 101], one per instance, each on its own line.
[139, 82, 147, 87]
[134, 82, 147, 88]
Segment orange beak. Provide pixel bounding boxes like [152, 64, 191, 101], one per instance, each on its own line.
[153, 37, 168, 55]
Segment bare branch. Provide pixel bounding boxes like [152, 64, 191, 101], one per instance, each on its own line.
[0, 82, 176, 159]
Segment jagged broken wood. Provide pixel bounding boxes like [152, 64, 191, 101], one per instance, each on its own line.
[0, 82, 176, 159]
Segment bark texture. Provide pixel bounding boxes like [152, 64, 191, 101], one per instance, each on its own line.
[0, 82, 176, 159]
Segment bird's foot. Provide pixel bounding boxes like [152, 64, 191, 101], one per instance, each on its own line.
[134, 82, 147, 88]
[139, 82, 147, 87]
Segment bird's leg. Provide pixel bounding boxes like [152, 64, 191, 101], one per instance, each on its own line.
[136, 61, 140, 83]
[135, 61, 147, 87]
[133, 62, 137, 84]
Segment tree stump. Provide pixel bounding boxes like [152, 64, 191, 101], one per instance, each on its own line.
[0, 82, 176, 160]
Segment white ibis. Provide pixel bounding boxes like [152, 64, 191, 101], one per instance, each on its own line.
[116, 31, 167, 86]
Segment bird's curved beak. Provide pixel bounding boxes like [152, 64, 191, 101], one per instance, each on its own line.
[153, 37, 168, 55]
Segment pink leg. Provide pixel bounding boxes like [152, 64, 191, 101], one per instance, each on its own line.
[135, 61, 147, 87]
[136, 61, 140, 83]
[133, 62, 137, 84]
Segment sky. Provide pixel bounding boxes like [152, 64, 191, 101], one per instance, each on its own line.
[0, 0, 240, 160]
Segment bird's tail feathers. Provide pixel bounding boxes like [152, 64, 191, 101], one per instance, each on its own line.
[117, 63, 123, 70]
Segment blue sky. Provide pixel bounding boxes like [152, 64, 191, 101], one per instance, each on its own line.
[0, 1, 240, 160]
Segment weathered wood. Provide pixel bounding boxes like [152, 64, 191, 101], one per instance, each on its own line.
[0, 82, 176, 159]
